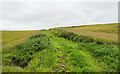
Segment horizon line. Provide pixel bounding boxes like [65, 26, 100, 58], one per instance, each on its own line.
[0, 23, 118, 31]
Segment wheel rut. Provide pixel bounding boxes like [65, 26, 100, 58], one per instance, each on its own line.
[54, 45, 69, 72]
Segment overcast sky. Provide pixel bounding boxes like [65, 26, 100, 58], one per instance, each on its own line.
[0, 0, 119, 30]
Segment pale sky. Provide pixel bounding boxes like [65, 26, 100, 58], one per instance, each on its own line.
[0, 0, 119, 30]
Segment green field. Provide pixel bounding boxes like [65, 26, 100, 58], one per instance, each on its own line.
[2, 23, 119, 72]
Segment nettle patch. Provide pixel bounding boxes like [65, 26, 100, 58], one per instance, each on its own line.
[7, 33, 51, 68]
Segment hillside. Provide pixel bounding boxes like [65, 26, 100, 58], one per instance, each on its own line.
[2, 23, 118, 72]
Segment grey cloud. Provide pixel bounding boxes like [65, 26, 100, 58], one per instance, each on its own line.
[1, 2, 118, 30]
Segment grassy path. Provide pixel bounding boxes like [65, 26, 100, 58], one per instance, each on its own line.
[47, 32, 70, 72]
[3, 30, 117, 72]
[42, 30, 103, 72]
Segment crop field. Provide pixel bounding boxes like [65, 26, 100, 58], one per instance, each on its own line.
[62, 23, 118, 42]
[2, 30, 40, 49]
[2, 23, 119, 72]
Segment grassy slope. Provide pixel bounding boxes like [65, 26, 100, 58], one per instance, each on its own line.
[2, 23, 118, 72]
[61, 23, 118, 42]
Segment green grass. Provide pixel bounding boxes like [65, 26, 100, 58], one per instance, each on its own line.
[2, 23, 119, 72]
[49, 29, 118, 72]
